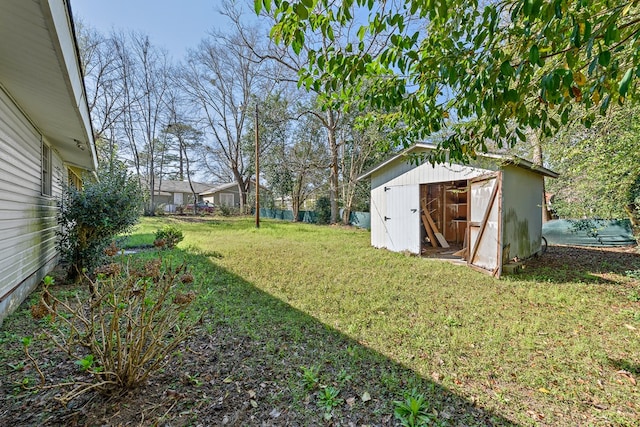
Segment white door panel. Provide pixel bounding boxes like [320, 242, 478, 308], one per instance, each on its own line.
[385, 185, 420, 253]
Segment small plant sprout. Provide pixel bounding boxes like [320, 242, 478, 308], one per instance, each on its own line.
[317, 386, 343, 419]
[393, 389, 434, 427]
[75, 354, 99, 372]
[21, 336, 45, 386]
[300, 365, 320, 391]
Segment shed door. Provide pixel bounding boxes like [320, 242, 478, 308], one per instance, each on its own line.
[468, 173, 503, 276]
[385, 185, 420, 253]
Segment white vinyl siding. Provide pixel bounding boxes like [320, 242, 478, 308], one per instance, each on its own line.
[0, 87, 65, 323]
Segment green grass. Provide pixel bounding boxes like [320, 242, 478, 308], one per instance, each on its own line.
[1, 216, 638, 425]
[125, 216, 640, 425]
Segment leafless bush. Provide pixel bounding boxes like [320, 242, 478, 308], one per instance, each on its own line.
[33, 256, 199, 405]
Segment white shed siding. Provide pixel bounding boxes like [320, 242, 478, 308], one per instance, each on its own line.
[501, 165, 544, 260]
[372, 159, 493, 190]
[0, 88, 64, 324]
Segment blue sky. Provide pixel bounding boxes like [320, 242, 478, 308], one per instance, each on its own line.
[70, 0, 233, 60]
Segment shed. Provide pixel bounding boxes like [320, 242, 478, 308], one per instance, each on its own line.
[0, 1, 97, 324]
[358, 143, 558, 277]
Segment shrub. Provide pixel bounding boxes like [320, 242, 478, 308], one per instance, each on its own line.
[219, 204, 233, 217]
[32, 255, 199, 404]
[315, 196, 332, 225]
[56, 165, 143, 282]
[154, 226, 184, 249]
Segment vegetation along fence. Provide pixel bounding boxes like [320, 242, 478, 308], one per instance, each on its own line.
[259, 208, 371, 229]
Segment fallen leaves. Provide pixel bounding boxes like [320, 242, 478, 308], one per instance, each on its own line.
[616, 370, 637, 386]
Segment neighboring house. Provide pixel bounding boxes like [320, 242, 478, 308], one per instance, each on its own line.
[200, 181, 268, 208]
[358, 143, 558, 277]
[153, 180, 212, 212]
[0, 1, 97, 324]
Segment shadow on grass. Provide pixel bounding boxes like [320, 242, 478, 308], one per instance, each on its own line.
[516, 245, 640, 284]
[0, 248, 519, 426]
[609, 358, 640, 377]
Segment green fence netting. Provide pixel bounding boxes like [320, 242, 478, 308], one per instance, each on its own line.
[259, 208, 370, 229]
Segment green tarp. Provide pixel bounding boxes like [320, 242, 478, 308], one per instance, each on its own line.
[542, 219, 636, 247]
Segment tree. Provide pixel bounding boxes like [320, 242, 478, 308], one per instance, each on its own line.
[545, 103, 640, 232]
[181, 24, 269, 211]
[259, 1, 640, 161]
[248, 1, 400, 223]
[264, 112, 330, 220]
[339, 109, 387, 224]
[163, 122, 205, 214]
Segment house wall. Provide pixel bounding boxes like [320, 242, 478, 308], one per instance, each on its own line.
[0, 88, 66, 325]
[202, 191, 237, 207]
[202, 187, 240, 207]
[500, 165, 544, 260]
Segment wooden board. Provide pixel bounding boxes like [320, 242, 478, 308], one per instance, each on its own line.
[421, 199, 449, 248]
[421, 213, 438, 247]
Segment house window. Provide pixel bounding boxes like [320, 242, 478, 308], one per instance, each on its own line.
[68, 168, 82, 190]
[41, 143, 52, 196]
[220, 193, 234, 207]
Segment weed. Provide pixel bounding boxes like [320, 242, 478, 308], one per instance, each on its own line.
[317, 385, 343, 415]
[8, 361, 25, 371]
[393, 389, 434, 427]
[300, 365, 320, 391]
[336, 368, 353, 385]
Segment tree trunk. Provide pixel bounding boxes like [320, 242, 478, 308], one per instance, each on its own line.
[326, 108, 339, 224]
[529, 130, 551, 222]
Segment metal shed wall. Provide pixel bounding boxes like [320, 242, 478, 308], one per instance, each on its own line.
[0, 87, 66, 325]
[500, 164, 545, 260]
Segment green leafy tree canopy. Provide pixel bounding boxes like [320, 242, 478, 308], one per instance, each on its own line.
[258, 0, 640, 161]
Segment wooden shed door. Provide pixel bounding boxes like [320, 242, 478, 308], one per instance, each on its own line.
[385, 185, 420, 253]
[468, 173, 503, 276]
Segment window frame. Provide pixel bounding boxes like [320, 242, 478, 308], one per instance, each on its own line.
[41, 143, 52, 196]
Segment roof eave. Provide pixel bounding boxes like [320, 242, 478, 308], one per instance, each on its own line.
[357, 142, 559, 181]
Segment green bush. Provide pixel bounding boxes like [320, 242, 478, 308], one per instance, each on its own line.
[154, 226, 184, 249]
[56, 166, 143, 282]
[219, 204, 234, 217]
[32, 255, 199, 404]
[315, 196, 332, 225]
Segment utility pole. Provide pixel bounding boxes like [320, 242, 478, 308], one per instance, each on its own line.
[255, 103, 260, 228]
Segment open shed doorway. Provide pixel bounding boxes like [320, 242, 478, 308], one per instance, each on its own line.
[420, 180, 468, 259]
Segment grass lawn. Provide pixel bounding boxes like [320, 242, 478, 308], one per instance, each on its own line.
[1, 215, 638, 426]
